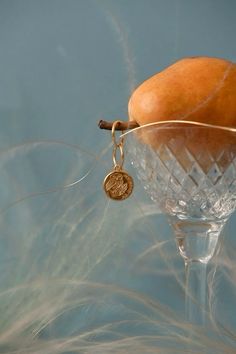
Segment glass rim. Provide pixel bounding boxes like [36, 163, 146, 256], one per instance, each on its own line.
[121, 120, 236, 138]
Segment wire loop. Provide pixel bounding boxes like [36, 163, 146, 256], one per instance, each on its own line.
[112, 121, 125, 168]
[113, 144, 124, 169]
[112, 120, 124, 147]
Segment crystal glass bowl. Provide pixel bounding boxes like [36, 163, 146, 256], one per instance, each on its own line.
[123, 120, 236, 324]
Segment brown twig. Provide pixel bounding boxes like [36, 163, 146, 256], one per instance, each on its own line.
[98, 119, 139, 131]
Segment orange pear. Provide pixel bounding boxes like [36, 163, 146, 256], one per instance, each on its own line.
[128, 57, 236, 127]
[128, 57, 236, 165]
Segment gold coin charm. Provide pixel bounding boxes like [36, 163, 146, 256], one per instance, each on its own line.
[103, 168, 133, 201]
[103, 120, 134, 201]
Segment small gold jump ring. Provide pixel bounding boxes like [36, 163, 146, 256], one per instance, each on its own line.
[112, 120, 124, 147]
[113, 143, 124, 169]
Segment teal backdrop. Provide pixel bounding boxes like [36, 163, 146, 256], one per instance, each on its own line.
[0, 1, 235, 353]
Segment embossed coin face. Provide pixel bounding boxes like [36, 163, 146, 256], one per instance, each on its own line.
[103, 169, 134, 200]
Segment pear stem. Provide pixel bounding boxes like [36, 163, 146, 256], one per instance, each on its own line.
[98, 120, 139, 131]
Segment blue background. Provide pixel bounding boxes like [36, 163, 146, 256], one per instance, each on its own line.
[0, 1, 236, 353]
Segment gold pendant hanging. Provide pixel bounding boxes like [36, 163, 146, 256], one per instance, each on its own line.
[103, 121, 134, 201]
[104, 167, 133, 201]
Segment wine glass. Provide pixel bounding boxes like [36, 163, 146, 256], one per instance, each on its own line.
[123, 120, 236, 326]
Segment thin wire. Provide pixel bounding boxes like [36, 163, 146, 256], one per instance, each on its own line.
[0, 140, 112, 216]
[121, 119, 236, 138]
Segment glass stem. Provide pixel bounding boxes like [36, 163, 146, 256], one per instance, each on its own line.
[185, 260, 207, 325]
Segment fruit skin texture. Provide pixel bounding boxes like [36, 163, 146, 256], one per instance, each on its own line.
[128, 57, 236, 128]
[128, 57, 236, 168]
